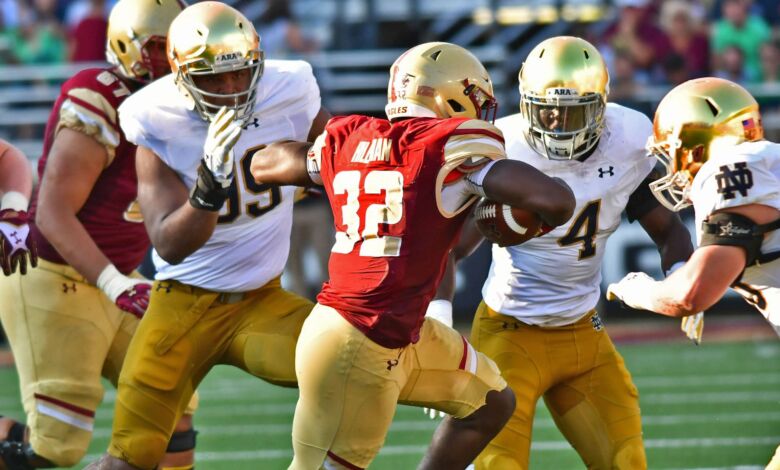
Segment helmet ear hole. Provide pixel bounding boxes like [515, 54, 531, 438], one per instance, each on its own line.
[447, 99, 465, 112]
[116, 40, 127, 54]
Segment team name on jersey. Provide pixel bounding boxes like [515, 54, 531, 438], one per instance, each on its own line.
[351, 138, 392, 163]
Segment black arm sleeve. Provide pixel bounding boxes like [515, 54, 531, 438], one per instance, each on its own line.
[699, 211, 762, 266]
[625, 171, 662, 223]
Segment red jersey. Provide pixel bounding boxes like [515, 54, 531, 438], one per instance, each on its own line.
[29, 68, 149, 274]
[312, 115, 505, 348]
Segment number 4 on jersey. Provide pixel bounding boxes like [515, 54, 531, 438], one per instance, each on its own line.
[558, 199, 601, 260]
[332, 170, 404, 257]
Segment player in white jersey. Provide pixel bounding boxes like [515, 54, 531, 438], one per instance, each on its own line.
[607, 76, 780, 469]
[428, 37, 694, 470]
[85, 3, 329, 470]
[608, 77, 780, 334]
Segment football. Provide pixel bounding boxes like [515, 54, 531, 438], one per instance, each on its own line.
[474, 199, 542, 247]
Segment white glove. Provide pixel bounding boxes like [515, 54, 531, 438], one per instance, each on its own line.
[681, 312, 704, 345]
[606, 272, 656, 309]
[203, 106, 242, 187]
[96, 264, 152, 317]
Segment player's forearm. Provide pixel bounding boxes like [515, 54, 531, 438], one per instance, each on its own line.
[35, 208, 111, 283]
[148, 203, 219, 265]
[251, 141, 314, 187]
[482, 161, 575, 227]
[615, 275, 699, 317]
[0, 146, 32, 200]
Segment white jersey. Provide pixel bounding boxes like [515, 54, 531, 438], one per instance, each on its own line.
[483, 103, 656, 326]
[119, 60, 321, 291]
[690, 140, 780, 333]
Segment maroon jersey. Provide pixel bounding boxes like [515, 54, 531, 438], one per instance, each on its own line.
[29, 68, 149, 274]
[312, 114, 505, 348]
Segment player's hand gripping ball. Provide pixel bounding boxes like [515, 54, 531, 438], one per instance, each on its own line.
[475, 199, 543, 247]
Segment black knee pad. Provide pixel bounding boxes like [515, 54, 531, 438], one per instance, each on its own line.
[166, 428, 197, 453]
[0, 441, 36, 470]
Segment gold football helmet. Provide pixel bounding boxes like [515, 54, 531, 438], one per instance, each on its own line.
[385, 42, 498, 122]
[106, 0, 185, 83]
[519, 36, 609, 160]
[168, 1, 263, 123]
[648, 77, 764, 211]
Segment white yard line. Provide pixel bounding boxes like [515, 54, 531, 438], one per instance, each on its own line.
[82, 436, 780, 462]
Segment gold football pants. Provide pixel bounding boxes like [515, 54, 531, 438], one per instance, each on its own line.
[471, 302, 646, 470]
[0, 260, 196, 467]
[107, 277, 312, 470]
[289, 304, 507, 470]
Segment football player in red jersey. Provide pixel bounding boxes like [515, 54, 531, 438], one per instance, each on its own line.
[251, 42, 576, 470]
[0, 140, 36, 276]
[0, 1, 197, 469]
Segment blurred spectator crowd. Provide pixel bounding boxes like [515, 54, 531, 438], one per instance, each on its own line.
[1, 0, 778, 89]
[0, 0, 318, 65]
[599, 0, 780, 101]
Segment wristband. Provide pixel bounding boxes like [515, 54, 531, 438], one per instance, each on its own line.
[96, 264, 138, 302]
[189, 160, 230, 211]
[1, 191, 29, 212]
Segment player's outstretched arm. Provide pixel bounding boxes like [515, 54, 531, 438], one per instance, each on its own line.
[482, 159, 575, 227]
[250, 141, 315, 187]
[136, 145, 219, 265]
[607, 244, 745, 317]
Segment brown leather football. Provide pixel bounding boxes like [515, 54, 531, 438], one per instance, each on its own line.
[474, 199, 542, 247]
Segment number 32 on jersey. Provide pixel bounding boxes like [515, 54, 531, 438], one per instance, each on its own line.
[332, 170, 404, 257]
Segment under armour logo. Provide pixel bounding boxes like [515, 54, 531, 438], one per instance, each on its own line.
[242, 117, 260, 130]
[386, 359, 399, 371]
[62, 282, 77, 293]
[598, 166, 615, 178]
[156, 281, 173, 293]
[591, 314, 604, 331]
[9, 231, 22, 244]
[716, 162, 753, 200]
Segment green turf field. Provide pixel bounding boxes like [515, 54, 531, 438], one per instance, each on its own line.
[1, 339, 778, 469]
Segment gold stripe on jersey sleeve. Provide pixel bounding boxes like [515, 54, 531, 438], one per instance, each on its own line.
[454, 118, 505, 135]
[443, 134, 505, 164]
[56, 88, 120, 165]
[435, 123, 506, 218]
